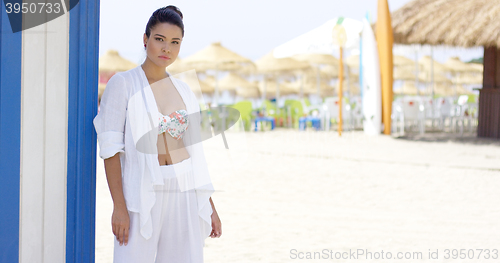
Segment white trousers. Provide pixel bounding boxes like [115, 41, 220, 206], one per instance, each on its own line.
[114, 158, 205, 263]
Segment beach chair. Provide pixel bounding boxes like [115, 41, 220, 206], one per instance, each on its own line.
[321, 97, 352, 131]
[257, 100, 278, 131]
[229, 100, 253, 131]
[284, 99, 304, 129]
[401, 97, 425, 134]
[435, 97, 455, 132]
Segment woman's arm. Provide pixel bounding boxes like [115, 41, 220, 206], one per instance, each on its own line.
[104, 153, 130, 246]
[209, 197, 222, 238]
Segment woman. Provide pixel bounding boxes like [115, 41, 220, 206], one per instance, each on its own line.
[93, 5, 222, 263]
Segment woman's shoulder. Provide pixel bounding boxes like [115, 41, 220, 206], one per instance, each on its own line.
[110, 66, 142, 84]
[105, 66, 143, 93]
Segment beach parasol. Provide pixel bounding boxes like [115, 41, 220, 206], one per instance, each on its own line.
[390, 0, 500, 48]
[320, 65, 340, 78]
[236, 81, 260, 98]
[99, 50, 137, 72]
[255, 51, 310, 105]
[293, 54, 339, 98]
[182, 42, 254, 105]
[166, 57, 186, 74]
[444, 57, 482, 73]
[199, 76, 215, 94]
[218, 72, 255, 91]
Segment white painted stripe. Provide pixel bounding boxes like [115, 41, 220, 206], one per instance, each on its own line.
[20, 13, 69, 263]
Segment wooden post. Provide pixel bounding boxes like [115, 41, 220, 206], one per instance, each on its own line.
[478, 46, 500, 139]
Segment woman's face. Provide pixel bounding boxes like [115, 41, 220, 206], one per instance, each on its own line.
[143, 22, 183, 68]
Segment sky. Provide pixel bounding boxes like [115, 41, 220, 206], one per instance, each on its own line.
[99, 0, 483, 65]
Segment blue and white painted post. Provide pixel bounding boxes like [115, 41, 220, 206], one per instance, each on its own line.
[0, 1, 100, 262]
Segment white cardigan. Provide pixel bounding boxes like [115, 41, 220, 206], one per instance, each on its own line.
[93, 65, 214, 242]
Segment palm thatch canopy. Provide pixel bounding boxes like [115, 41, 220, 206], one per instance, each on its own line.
[166, 57, 186, 74]
[389, 0, 500, 47]
[182, 42, 254, 71]
[394, 69, 416, 81]
[444, 57, 482, 73]
[418, 56, 449, 72]
[320, 65, 339, 78]
[292, 53, 339, 66]
[218, 72, 256, 91]
[199, 76, 215, 93]
[346, 54, 415, 68]
[236, 82, 260, 98]
[257, 80, 297, 97]
[99, 50, 137, 72]
[255, 51, 310, 73]
[395, 81, 418, 95]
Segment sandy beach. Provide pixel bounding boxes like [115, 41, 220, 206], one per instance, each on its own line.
[96, 129, 500, 262]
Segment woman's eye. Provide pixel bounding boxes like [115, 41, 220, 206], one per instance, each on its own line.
[155, 38, 163, 41]
[172, 41, 179, 44]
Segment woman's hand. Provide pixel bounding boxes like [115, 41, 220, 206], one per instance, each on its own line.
[209, 209, 222, 238]
[112, 206, 130, 246]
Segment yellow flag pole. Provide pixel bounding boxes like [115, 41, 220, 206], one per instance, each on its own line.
[332, 18, 346, 136]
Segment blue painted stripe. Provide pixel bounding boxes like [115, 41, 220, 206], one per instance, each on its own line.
[0, 2, 22, 263]
[66, 0, 99, 262]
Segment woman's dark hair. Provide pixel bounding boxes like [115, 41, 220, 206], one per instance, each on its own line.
[145, 5, 184, 38]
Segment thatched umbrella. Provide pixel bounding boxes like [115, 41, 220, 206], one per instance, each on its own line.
[394, 69, 416, 81]
[255, 51, 310, 105]
[293, 53, 338, 65]
[433, 84, 455, 97]
[99, 50, 137, 72]
[469, 63, 483, 72]
[390, 0, 500, 47]
[257, 79, 297, 99]
[453, 74, 483, 85]
[419, 56, 449, 72]
[200, 76, 216, 94]
[396, 81, 418, 95]
[320, 65, 339, 78]
[236, 81, 260, 98]
[444, 57, 481, 73]
[166, 57, 186, 74]
[218, 72, 255, 91]
[388, 0, 500, 138]
[182, 42, 254, 105]
[293, 54, 339, 98]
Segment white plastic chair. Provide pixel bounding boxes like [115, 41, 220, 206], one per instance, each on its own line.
[321, 97, 352, 131]
[435, 97, 454, 131]
[401, 97, 425, 134]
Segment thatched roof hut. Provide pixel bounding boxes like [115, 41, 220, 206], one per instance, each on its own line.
[386, 0, 500, 139]
[389, 0, 500, 48]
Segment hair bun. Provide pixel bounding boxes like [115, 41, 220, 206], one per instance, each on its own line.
[165, 5, 183, 20]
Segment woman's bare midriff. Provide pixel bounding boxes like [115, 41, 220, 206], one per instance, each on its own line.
[157, 132, 190, 165]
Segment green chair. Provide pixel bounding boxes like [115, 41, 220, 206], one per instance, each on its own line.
[259, 100, 279, 129]
[284, 99, 304, 129]
[229, 101, 253, 131]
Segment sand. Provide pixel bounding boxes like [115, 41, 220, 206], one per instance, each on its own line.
[96, 129, 500, 262]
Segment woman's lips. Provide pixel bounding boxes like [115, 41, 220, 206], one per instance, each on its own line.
[159, 56, 170, 60]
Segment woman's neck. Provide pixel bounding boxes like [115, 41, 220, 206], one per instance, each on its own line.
[141, 58, 169, 82]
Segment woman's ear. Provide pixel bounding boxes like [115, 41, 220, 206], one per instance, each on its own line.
[143, 33, 148, 46]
